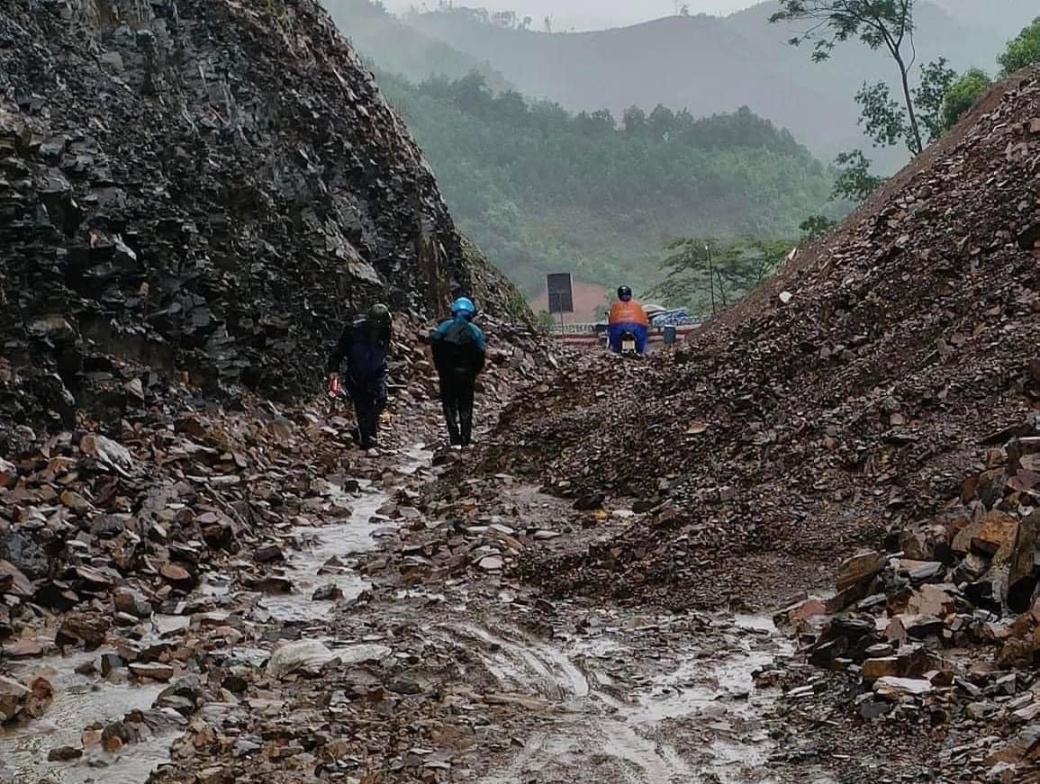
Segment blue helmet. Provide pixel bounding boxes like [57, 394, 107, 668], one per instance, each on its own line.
[451, 297, 476, 318]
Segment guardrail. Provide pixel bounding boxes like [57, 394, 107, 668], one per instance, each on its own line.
[548, 323, 600, 334]
[549, 319, 703, 335]
[553, 324, 701, 347]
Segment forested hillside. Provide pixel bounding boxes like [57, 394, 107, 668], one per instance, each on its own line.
[404, 1, 1036, 166]
[379, 72, 837, 295]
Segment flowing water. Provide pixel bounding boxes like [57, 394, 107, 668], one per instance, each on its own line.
[2, 443, 794, 784]
[444, 614, 792, 784]
[0, 649, 171, 784]
[0, 445, 430, 784]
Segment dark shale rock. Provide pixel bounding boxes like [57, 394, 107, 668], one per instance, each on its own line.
[0, 0, 526, 446]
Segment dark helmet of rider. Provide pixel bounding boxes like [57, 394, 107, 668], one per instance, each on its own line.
[617, 285, 633, 302]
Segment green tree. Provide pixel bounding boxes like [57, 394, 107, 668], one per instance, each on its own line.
[832, 150, 885, 202]
[913, 58, 957, 144]
[770, 0, 926, 154]
[622, 106, 647, 133]
[999, 17, 1040, 76]
[771, 1, 960, 206]
[854, 81, 906, 148]
[650, 238, 793, 315]
[941, 68, 993, 131]
[849, 56, 954, 153]
[799, 215, 837, 242]
[377, 71, 837, 296]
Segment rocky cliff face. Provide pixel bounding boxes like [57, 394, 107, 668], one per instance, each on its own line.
[0, 0, 512, 449]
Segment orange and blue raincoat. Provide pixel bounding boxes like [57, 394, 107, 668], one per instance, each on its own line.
[607, 299, 649, 353]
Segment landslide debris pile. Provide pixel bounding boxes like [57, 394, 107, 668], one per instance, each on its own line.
[476, 66, 1040, 610]
[0, 397, 397, 764]
[768, 420, 1040, 782]
[0, 0, 521, 447]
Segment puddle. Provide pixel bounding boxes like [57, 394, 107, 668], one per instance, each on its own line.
[0, 649, 170, 784]
[473, 615, 792, 784]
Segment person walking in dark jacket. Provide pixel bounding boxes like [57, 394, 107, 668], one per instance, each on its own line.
[326, 304, 393, 449]
[431, 297, 486, 447]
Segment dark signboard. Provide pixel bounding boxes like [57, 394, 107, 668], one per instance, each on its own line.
[546, 273, 574, 314]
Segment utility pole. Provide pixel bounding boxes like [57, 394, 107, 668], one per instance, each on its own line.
[705, 243, 716, 316]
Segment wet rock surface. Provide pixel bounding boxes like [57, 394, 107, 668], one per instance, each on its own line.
[0, 315, 552, 782]
[4, 2, 1040, 784]
[0, 389, 801, 784]
[0, 0, 526, 447]
[757, 417, 1040, 782]
[0, 318, 816, 784]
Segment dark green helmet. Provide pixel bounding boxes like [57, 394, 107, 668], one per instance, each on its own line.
[368, 303, 391, 327]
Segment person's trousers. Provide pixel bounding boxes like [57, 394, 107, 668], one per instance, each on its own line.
[439, 370, 476, 446]
[347, 377, 387, 446]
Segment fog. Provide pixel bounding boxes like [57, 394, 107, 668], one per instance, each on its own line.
[380, 0, 759, 30]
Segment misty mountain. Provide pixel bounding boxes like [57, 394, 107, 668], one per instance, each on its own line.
[323, 0, 510, 89]
[324, 0, 839, 300]
[931, 0, 1037, 40]
[401, 1, 1034, 168]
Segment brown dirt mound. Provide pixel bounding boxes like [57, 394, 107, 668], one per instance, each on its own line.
[469, 66, 1040, 611]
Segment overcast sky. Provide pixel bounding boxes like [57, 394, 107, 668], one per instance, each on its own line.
[382, 0, 759, 30]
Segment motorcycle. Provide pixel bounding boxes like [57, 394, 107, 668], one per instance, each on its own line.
[620, 330, 638, 356]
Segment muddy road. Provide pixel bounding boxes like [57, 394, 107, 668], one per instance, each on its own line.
[0, 399, 819, 784]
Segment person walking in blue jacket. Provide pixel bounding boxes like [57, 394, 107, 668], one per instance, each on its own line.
[431, 298, 486, 447]
[326, 304, 393, 449]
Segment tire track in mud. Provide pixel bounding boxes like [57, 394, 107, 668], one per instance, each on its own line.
[435, 617, 788, 784]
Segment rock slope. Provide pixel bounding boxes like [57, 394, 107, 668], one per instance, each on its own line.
[471, 66, 1040, 611]
[0, 0, 519, 449]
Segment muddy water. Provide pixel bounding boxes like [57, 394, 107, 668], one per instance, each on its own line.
[0, 446, 431, 784]
[258, 444, 429, 626]
[1, 649, 170, 784]
[448, 614, 792, 784]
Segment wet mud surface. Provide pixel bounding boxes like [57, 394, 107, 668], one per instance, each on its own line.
[0, 396, 963, 784]
[465, 613, 791, 784]
[0, 437, 434, 783]
[1, 421, 809, 784]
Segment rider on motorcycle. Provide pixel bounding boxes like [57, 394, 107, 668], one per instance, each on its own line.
[607, 285, 649, 354]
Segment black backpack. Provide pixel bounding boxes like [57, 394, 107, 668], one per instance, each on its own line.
[435, 321, 482, 373]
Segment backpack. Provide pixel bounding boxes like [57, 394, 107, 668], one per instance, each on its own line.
[434, 320, 483, 373]
[345, 317, 390, 381]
